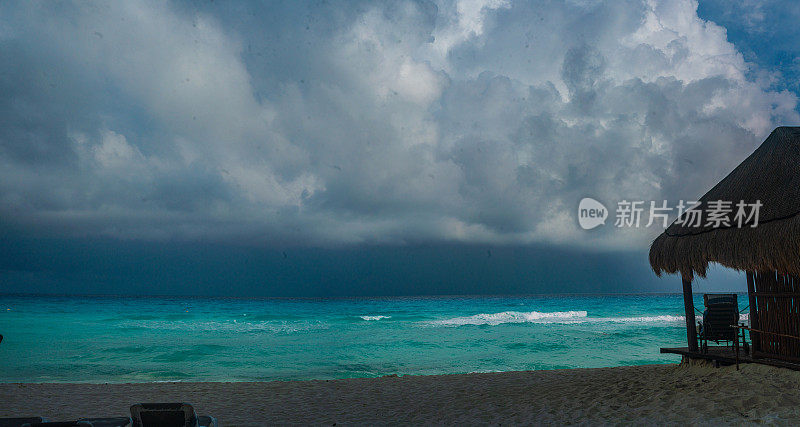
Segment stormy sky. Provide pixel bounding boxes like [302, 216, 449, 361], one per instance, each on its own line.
[1, 0, 797, 296]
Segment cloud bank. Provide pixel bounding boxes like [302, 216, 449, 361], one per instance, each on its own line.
[0, 0, 797, 248]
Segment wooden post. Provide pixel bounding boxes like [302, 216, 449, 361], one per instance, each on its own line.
[682, 273, 698, 352]
[746, 271, 760, 354]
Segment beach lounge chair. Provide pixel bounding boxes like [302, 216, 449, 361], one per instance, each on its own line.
[20, 422, 92, 426]
[129, 403, 216, 427]
[697, 294, 748, 353]
[0, 418, 48, 427]
[18, 417, 131, 427]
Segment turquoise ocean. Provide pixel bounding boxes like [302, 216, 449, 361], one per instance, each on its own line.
[0, 294, 749, 383]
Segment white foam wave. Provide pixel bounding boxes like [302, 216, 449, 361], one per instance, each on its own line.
[360, 315, 391, 321]
[429, 310, 589, 326]
[598, 315, 685, 323]
[426, 311, 689, 327]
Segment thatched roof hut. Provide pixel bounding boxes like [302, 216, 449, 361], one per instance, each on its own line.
[650, 127, 800, 361]
[650, 126, 800, 279]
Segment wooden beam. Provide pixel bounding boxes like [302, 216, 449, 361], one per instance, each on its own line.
[682, 273, 698, 352]
[746, 271, 761, 353]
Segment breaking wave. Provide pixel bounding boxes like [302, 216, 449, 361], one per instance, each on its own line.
[428, 310, 588, 326]
[599, 315, 685, 323]
[360, 315, 391, 321]
[426, 311, 688, 327]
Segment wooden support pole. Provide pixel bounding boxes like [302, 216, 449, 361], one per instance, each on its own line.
[746, 271, 761, 354]
[682, 273, 698, 352]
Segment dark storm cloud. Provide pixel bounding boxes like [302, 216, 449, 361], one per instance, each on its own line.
[0, 0, 797, 248]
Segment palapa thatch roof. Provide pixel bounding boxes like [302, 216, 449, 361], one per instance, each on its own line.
[650, 127, 800, 279]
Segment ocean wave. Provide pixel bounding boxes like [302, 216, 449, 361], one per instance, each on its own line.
[360, 315, 391, 321]
[117, 319, 329, 334]
[425, 311, 690, 327]
[427, 310, 588, 326]
[598, 315, 685, 323]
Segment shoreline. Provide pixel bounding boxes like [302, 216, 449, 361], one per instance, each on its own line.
[4, 363, 800, 425]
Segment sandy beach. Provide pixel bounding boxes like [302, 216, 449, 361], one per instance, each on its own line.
[3, 362, 800, 425]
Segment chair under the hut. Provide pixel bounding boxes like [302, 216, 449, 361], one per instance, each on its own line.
[697, 294, 747, 353]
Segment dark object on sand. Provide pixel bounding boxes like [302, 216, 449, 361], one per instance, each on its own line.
[697, 294, 748, 354]
[0, 418, 48, 427]
[130, 403, 216, 427]
[21, 421, 91, 426]
[20, 417, 131, 426]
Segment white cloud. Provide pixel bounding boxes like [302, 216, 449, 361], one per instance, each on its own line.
[429, 0, 511, 59]
[91, 130, 143, 168]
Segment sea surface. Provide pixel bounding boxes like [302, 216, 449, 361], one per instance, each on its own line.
[0, 294, 749, 383]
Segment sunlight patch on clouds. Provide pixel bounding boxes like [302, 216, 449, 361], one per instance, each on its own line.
[429, 0, 511, 58]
